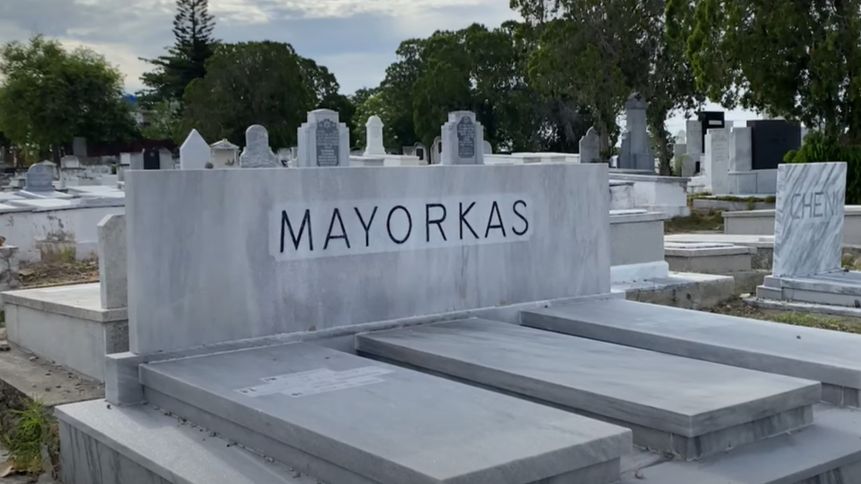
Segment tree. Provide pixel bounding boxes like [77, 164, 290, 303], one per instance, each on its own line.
[678, 0, 861, 142]
[0, 36, 137, 162]
[180, 42, 320, 148]
[140, 0, 217, 106]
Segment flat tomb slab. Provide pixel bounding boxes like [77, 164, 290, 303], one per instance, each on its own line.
[620, 405, 861, 484]
[140, 343, 630, 484]
[522, 298, 861, 393]
[2, 283, 126, 322]
[356, 319, 818, 460]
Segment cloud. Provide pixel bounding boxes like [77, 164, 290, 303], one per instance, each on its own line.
[0, 0, 516, 94]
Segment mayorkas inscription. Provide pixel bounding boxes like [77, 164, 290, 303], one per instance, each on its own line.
[270, 195, 532, 260]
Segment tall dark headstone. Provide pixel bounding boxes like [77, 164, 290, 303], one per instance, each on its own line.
[749, 120, 802, 170]
[143, 148, 161, 170]
[697, 111, 725, 154]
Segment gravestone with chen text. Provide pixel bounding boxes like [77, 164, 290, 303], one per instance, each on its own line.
[772, 162, 847, 278]
[24, 162, 55, 192]
[297, 109, 350, 168]
[239, 125, 280, 168]
[441, 111, 485, 165]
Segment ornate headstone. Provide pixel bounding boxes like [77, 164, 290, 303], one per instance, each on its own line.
[297, 109, 350, 168]
[364, 116, 386, 156]
[24, 161, 54, 193]
[441, 111, 485, 165]
[579, 127, 600, 163]
[239, 125, 279, 168]
[617, 93, 654, 172]
[180, 129, 211, 170]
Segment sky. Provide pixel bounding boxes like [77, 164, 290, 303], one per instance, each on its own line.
[0, 0, 758, 135]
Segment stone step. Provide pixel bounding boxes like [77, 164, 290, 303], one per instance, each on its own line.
[621, 405, 861, 483]
[139, 343, 630, 484]
[356, 318, 819, 461]
[522, 298, 861, 407]
[762, 273, 861, 307]
[56, 400, 311, 484]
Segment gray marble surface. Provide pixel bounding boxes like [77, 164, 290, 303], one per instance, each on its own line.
[140, 343, 630, 484]
[125, 164, 611, 354]
[97, 214, 127, 309]
[357, 318, 818, 438]
[523, 298, 861, 390]
[774, 162, 847, 278]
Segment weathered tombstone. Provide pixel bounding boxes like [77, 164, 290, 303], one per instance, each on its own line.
[142, 148, 161, 170]
[685, 120, 703, 175]
[210, 139, 240, 168]
[441, 111, 485, 165]
[730, 127, 753, 172]
[431, 136, 442, 164]
[772, 162, 847, 278]
[672, 143, 687, 175]
[179, 129, 210, 170]
[72, 137, 88, 158]
[579, 127, 601, 163]
[296, 109, 350, 167]
[363, 115, 386, 156]
[414, 143, 427, 162]
[749, 120, 802, 170]
[98, 214, 127, 309]
[617, 94, 654, 171]
[239, 125, 279, 168]
[483, 140, 493, 155]
[60, 155, 81, 169]
[24, 162, 55, 192]
[704, 128, 730, 193]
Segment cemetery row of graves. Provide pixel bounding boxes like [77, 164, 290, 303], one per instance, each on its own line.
[0, 99, 858, 484]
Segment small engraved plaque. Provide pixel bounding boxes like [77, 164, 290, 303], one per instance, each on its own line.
[457, 117, 475, 159]
[316, 119, 340, 167]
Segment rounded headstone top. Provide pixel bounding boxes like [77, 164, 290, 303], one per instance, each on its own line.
[366, 115, 383, 127]
[625, 93, 647, 110]
[245, 125, 270, 144]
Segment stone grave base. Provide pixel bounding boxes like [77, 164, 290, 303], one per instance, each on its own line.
[666, 233, 776, 270]
[610, 210, 668, 284]
[613, 271, 735, 310]
[691, 195, 776, 213]
[758, 271, 861, 308]
[609, 172, 690, 218]
[2, 283, 127, 381]
[747, 296, 861, 323]
[665, 242, 767, 294]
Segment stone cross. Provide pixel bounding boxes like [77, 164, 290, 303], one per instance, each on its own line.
[773, 162, 847, 278]
[98, 214, 127, 309]
[364, 116, 386, 156]
[180, 129, 211, 170]
[24, 161, 55, 193]
[579, 127, 600, 163]
[239, 125, 280, 168]
[297, 109, 350, 168]
[441, 111, 485, 165]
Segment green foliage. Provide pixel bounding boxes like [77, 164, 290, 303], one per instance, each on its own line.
[140, 0, 217, 106]
[785, 131, 861, 204]
[680, 0, 861, 140]
[141, 99, 182, 141]
[0, 36, 137, 161]
[352, 88, 399, 151]
[1, 401, 56, 475]
[181, 41, 329, 148]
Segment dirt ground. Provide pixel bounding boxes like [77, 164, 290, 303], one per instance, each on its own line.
[711, 298, 861, 335]
[17, 259, 98, 289]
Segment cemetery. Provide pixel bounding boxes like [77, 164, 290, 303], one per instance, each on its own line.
[3, 0, 861, 483]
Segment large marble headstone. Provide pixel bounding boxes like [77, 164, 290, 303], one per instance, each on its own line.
[24, 162, 54, 192]
[704, 128, 730, 193]
[125, 163, 611, 354]
[180, 129, 211, 170]
[297, 109, 350, 167]
[363, 115, 385, 156]
[773, 162, 847, 278]
[685, 120, 703, 175]
[617, 94, 654, 172]
[239, 125, 280, 168]
[441, 111, 485, 165]
[579, 127, 600, 163]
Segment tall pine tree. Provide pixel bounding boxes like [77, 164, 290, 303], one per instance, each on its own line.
[139, 0, 217, 106]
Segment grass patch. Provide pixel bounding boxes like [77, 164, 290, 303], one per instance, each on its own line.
[664, 210, 724, 234]
[1, 400, 57, 475]
[711, 298, 861, 335]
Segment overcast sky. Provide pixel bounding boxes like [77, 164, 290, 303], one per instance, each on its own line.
[0, 0, 758, 134]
